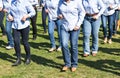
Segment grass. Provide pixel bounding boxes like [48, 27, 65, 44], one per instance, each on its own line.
[0, 11, 120, 78]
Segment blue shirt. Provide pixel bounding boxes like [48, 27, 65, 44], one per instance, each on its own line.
[82, 0, 105, 17]
[45, 0, 60, 20]
[28, 0, 38, 6]
[0, 0, 3, 8]
[10, 0, 36, 29]
[3, 0, 12, 20]
[102, 0, 119, 16]
[58, 0, 86, 31]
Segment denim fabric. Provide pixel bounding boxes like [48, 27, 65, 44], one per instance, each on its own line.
[61, 26, 80, 67]
[101, 14, 114, 39]
[48, 19, 62, 48]
[83, 16, 101, 54]
[42, 7, 47, 33]
[6, 20, 14, 47]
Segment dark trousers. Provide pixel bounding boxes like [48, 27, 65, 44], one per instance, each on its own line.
[30, 6, 37, 36]
[13, 26, 30, 59]
[0, 11, 6, 35]
[42, 7, 47, 33]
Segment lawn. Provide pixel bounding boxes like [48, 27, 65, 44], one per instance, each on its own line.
[0, 11, 120, 78]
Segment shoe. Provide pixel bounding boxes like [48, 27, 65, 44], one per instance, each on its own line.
[12, 59, 21, 66]
[61, 66, 69, 72]
[108, 39, 112, 44]
[92, 53, 97, 56]
[49, 47, 56, 52]
[104, 37, 107, 43]
[57, 47, 61, 52]
[83, 54, 89, 57]
[6, 45, 14, 50]
[71, 67, 77, 72]
[25, 59, 31, 65]
[32, 34, 37, 40]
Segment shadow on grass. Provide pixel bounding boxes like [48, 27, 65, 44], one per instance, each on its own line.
[0, 51, 15, 63]
[99, 47, 120, 56]
[0, 40, 7, 48]
[31, 54, 62, 69]
[29, 42, 50, 51]
[79, 59, 120, 76]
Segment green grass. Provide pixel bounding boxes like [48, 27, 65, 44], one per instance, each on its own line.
[0, 12, 120, 78]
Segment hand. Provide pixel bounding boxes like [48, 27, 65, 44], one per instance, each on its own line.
[45, 9, 49, 13]
[73, 26, 80, 30]
[3, 9, 8, 12]
[8, 15, 14, 21]
[58, 14, 63, 19]
[92, 15, 99, 20]
[21, 15, 29, 22]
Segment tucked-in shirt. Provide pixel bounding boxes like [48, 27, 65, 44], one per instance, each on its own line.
[45, 0, 60, 20]
[3, 0, 12, 20]
[0, 0, 3, 8]
[82, 0, 105, 17]
[58, 0, 86, 31]
[10, 0, 36, 29]
[28, 0, 38, 6]
[102, 0, 119, 16]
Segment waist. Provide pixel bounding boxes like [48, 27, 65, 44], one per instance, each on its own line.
[86, 13, 98, 16]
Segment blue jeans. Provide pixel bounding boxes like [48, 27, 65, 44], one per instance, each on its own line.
[48, 19, 61, 48]
[6, 20, 14, 47]
[42, 7, 47, 33]
[113, 11, 119, 34]
[101, 14, 114, 39]
[61, 26, 80, 67]
[83, 16, 101, 54]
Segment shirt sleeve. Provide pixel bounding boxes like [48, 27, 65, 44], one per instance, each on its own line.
[26, 1, 36, 17]
[76, 0, 86, 27]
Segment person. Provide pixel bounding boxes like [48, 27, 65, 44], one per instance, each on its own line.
[113, 0, 120, 36]
[45, 0, 62, 52]
[8, 0, 35, 66]
[28, 0, 39, 40]
[82, 0, 105, 57]
[0, 0, 3, 11]
[0, 11, 6, 37]
[58, 0, 85, 72]
[101, 0, 119, 44]
[2, 0, 14, 50]
[40, 0, 47, 34]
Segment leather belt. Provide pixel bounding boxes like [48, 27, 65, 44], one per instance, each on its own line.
[86, 13, 98, 16]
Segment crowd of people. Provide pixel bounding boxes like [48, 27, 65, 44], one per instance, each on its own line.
[0, 0, 120, 72]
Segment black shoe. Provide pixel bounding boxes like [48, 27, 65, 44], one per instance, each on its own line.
[12, 59, 21, 66]
[25, 59, 31, 65]
[32, 34, 37, 40]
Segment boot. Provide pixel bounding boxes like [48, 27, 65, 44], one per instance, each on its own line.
[25, 58, 31, 65]
[12, 58, 21, 66]
[33, 34, 37, 40]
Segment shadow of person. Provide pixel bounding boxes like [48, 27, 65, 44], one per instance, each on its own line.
[21, 54, 62, 70]
[78, 59, 120, 76]
[0, 51, 16, 63]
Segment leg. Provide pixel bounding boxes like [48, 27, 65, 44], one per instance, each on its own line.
[83, 17, 91, 55]
[21, 26, 31, 65]
[31, 6, 37, 40]
[12, 29, 21, 66]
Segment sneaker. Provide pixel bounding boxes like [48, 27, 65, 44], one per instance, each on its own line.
[49, 47, 56, 52]
[6, 45, 14, 50]
[57, 47, 61, 52]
